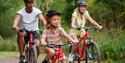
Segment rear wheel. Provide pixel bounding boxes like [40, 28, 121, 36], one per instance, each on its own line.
[85, 40, 101, 63]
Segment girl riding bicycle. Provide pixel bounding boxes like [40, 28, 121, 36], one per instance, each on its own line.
[68, 1, 102, 61]
[41, 10, 77, 63]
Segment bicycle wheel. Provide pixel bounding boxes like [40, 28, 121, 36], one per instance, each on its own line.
[85, 40, 101, 63]
[25, 43, 30, 63]
[32, 44, 38, 63]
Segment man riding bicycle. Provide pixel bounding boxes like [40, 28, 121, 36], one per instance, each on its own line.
[68, 1, 102, 62]
[12, 0, 46, 63]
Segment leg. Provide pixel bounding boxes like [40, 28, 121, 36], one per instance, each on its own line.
[70, 35, 79, 54]
[17, 32, 25, 61]
[34, 31, 41, 57]
[69, 35, 79, 62]
[34, 39, 40, 57]
[42, 47, 55, 63]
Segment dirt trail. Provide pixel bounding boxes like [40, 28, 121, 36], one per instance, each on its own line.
[0, 52, 44, 63]
[0, 56, 18, 63]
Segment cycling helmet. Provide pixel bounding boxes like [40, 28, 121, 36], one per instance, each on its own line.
[77, 0, 87, 7]
[46, 10, 61, 18]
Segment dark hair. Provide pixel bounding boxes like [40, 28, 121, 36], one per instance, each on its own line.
[23, 0, 34, 3]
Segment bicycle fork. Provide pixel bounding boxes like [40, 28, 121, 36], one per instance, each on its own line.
[52, 48, 63, 63]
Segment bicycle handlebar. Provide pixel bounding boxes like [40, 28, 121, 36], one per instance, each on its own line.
[72, 26, 101, 31]
[19, 28, 43, 34]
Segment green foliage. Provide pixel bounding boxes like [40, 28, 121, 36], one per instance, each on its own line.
[0, 36, 17, 51]
[93, 0, 125, 28]
[100, 29, 125, 61]
[89, 28, 125, 61]
[0, 0, 23, 38]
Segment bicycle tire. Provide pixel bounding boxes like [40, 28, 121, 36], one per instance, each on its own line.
[25, 43, 30, 63]
[85, 40, 101, 63]
[32, 44, 38, 63]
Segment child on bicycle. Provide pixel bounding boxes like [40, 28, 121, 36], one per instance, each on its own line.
[41, 10, 77, 63]
[68, 1, 102, 61]
[12, 0, 46, 62]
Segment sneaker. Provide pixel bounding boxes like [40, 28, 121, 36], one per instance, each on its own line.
[88, 53, 93, 60]
[19, 55, 25, 62]
[68, 53, 74, 62]
[42, 59, 49, 63]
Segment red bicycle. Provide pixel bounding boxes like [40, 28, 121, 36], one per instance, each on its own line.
[69, 27, 101, 63]
[45, 43, 70, 63]
[20, 29, 42, 63]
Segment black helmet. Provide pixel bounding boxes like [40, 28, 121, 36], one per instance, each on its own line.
[77, 1, 87, 7]
[46, 10, 61, 18]
[23, 0, 34, 3]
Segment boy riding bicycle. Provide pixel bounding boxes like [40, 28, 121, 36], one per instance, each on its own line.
[12, 0, 46, 63]
[41, 10, 77, 63]
[68, 1, 102, 61]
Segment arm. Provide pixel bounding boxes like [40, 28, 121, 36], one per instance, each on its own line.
[71, 16, 76, 28]
[38, 14, 46, 26]
[86, 11, 102, 29]
[12, 14, 21, 32]
[61, 28, 78, 43]
[41, 30, 47, 46]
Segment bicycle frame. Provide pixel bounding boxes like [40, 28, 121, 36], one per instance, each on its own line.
[52, 47, 63, 63]
[77, 29, 90, 60]
[26, 31, 37, 63]
[46, 43, 69, 63]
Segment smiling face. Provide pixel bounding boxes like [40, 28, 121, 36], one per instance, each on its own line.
[79, 6, 86, 14]
[24, 0, 33, 13]
[50, 15, 61, 27]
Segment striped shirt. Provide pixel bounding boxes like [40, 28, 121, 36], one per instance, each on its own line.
[42, 27, 69, 45]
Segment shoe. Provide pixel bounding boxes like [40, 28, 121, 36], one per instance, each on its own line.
[42, 59, 49, 63]
[88, 53, 93, 60]
[68, 53, 74, 62]
[19, 55, 25, 62]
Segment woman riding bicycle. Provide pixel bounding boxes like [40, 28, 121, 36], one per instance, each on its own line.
[41, 10, 77, 63]
[68, 1, 102, 61]
[12, 0, 46, 63]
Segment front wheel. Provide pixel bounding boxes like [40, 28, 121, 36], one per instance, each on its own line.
[32, 44, 38, 63]
[85, 41, 101, 63]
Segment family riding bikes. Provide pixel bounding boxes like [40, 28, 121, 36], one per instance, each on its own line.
[12, 0, 102, 63]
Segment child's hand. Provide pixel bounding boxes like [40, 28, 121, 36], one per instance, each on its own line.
[72, 40, 79, 43]
[41, 42, 47, 46]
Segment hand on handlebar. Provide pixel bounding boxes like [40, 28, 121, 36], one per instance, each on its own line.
[12, 27, 19, 32]
[41, 42, 47, 46]
[98, 25, 103, 30]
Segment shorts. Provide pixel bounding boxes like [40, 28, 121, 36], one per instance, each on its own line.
[24, 30, 41, 43]
[69, 28, 86, 36]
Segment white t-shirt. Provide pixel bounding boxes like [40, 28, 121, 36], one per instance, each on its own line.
[17, 7, 42, 31]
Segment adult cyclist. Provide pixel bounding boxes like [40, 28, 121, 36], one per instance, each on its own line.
[12, 0, 46, 63]
[68, 1, 103, 62]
